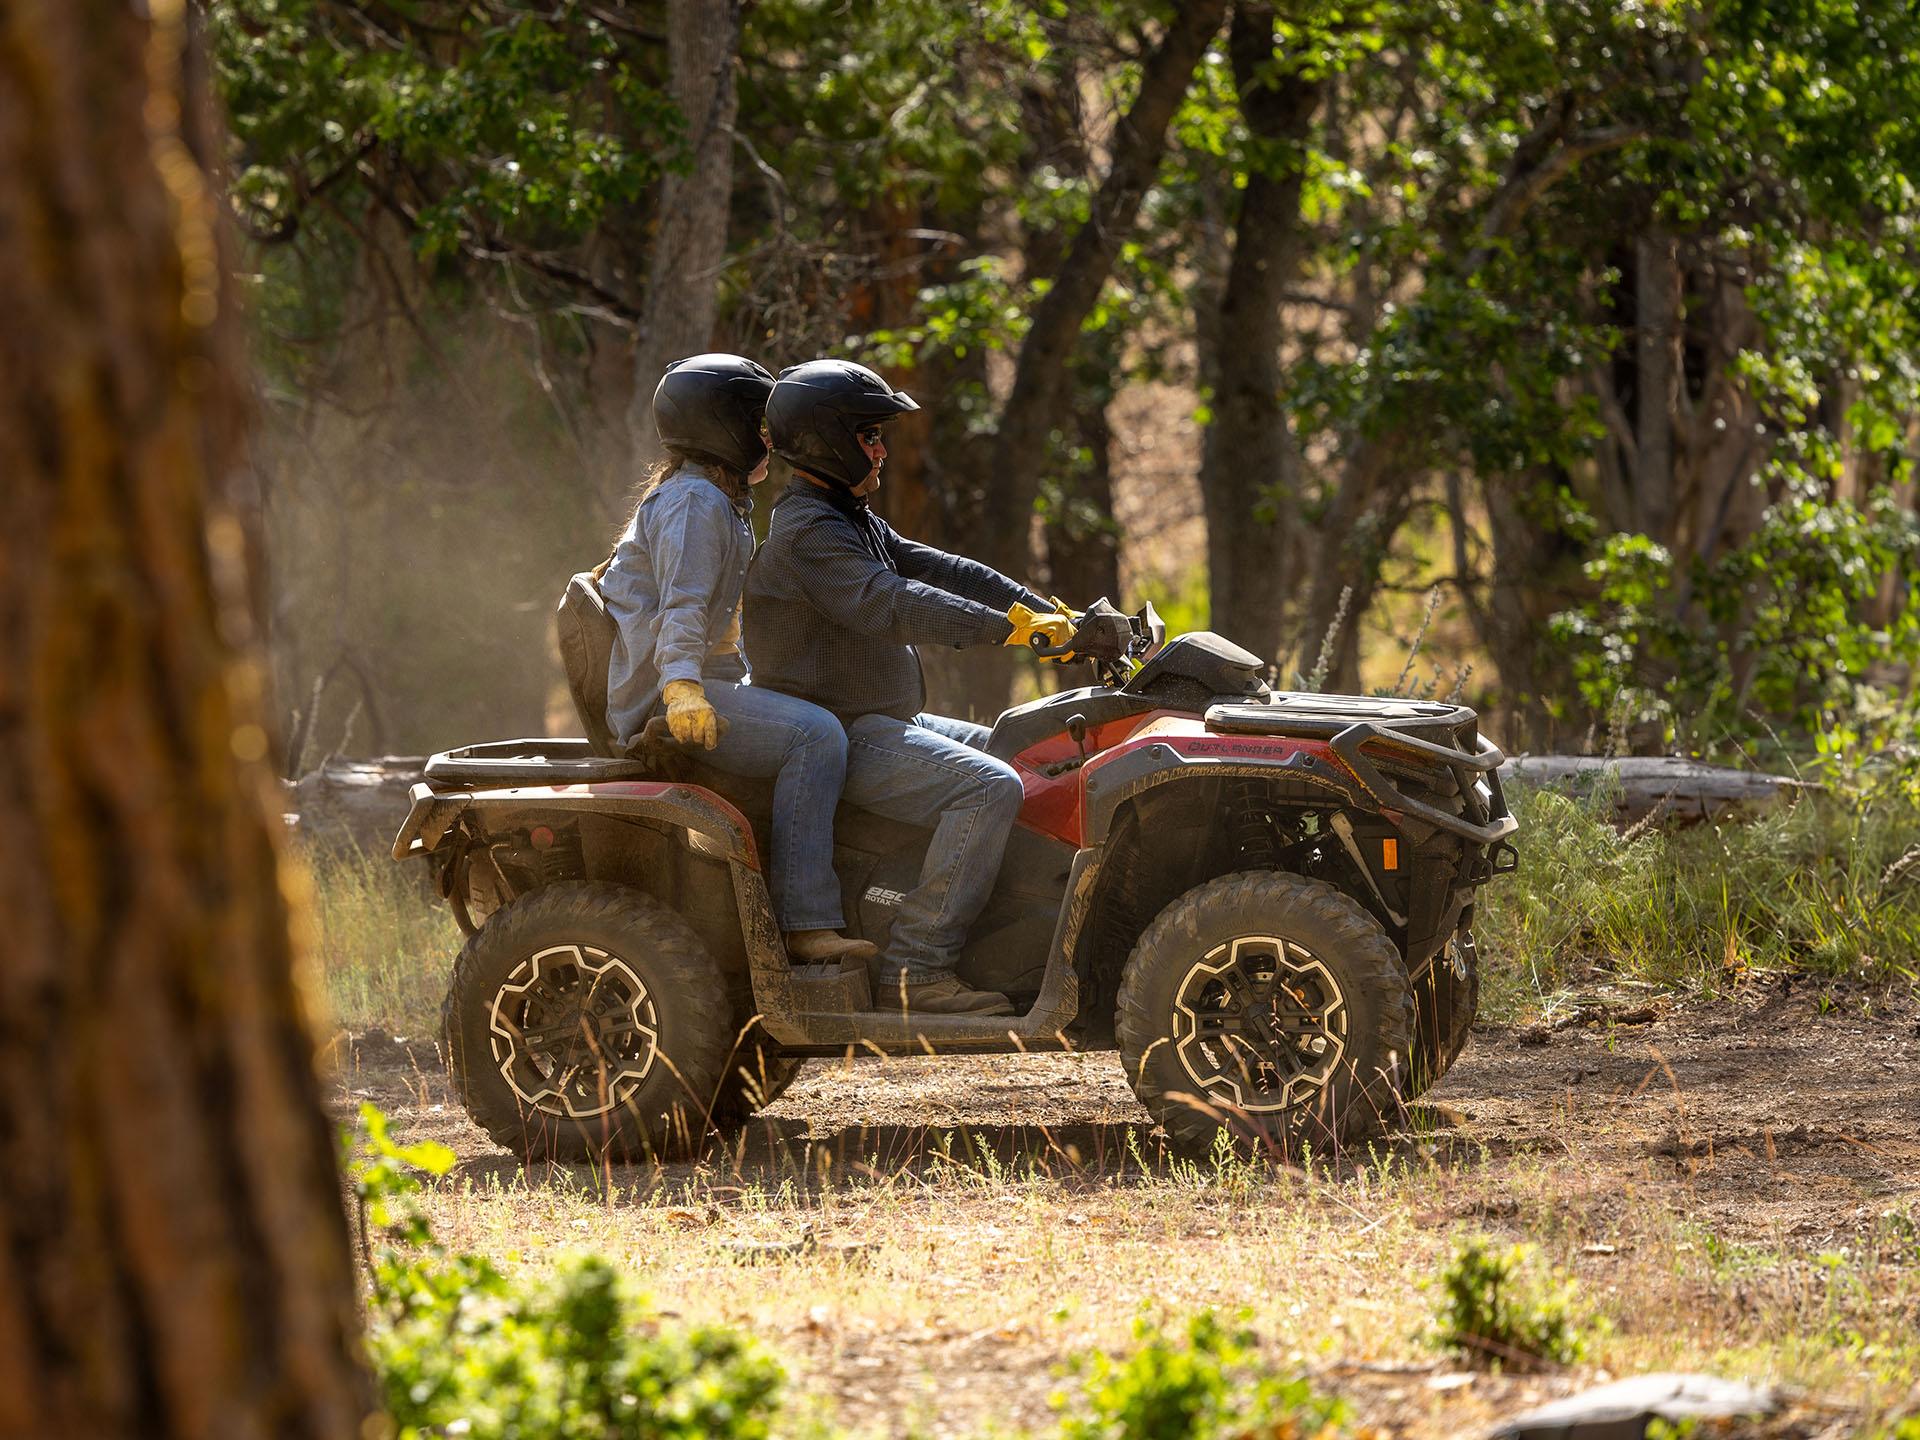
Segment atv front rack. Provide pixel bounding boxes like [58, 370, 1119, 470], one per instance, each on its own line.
[1204, 699, 1518, 847]
[1329, 726, 1517, 847]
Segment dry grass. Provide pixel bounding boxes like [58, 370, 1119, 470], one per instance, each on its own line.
[335, 1023, 1920, 1438]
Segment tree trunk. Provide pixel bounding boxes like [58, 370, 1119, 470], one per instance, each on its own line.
[0, 3, 371, 1435]
[1296, 438, 1408, 691]
[978, 0, 1229, 588]
[1196, 2, 1323, 663]
[626, 0, 742, 488]
[1044, 389, 1123, 609]
[1633, 229, 1682, 544]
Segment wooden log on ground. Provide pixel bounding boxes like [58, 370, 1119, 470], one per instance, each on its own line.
[284, 756, 425, 856]
[1498, 755, 1813, 826]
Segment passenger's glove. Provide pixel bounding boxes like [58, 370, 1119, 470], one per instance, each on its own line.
[1005, 601, 1077, 659]
[661, 679, 726, 750]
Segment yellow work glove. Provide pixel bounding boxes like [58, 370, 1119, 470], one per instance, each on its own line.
[1046, 594, 1085, 622]
[661, 678, 725, 750]
[1006, 601, 1076, 659]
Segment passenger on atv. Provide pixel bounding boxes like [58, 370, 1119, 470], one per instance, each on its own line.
[600, 352, 874, 969]
[744, 359, 1091, 1017]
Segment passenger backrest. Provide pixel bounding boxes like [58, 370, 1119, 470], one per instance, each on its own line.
[556, 569, 618, 756]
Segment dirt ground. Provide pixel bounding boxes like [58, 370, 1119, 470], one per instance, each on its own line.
[329, 981, 1920, 1438]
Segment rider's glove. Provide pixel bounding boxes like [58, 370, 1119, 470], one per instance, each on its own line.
[1047, 594, 1085, 622]
[1005, 601, 1076, 660]
[662, 679, 726, 750]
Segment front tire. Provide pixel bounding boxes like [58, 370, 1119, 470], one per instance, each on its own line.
[442, 881, 731, 1162]
[1408, 932, 1479, 1097]
[1116, 871, 1412, 1159]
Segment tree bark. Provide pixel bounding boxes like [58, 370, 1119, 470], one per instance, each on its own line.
[977, 0, 1229, 587]
[1633, 229, 1682, 544]
[1196, 1, 1323, 662]
[626, 0, 742, 488]
[0, 3, 370, 1434]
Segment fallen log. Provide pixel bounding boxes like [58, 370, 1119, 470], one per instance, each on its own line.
[1497, 754, 1813, 826]
[284, 755, 425, 857]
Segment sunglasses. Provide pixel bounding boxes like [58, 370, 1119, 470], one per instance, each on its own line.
[856, 425, 886, 446]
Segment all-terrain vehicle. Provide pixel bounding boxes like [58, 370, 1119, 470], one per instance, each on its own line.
[394, 591, 1519, 1162]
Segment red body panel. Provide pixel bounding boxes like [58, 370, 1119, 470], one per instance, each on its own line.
[1010, 711, 1354, 847]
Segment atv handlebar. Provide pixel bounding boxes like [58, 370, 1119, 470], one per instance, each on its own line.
[1030, 600, 1164, 687]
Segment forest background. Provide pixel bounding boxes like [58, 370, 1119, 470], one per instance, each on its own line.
[219, 0, 1920, 772]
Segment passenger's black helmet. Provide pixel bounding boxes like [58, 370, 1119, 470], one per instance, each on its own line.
[652, 353, 776, 473]
[765, 359, 920, 489]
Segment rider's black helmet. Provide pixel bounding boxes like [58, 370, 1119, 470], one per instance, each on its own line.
[653, 353, 776, 474]
[766, 359, 920, 489]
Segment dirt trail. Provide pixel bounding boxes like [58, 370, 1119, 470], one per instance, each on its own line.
[330, 983, 1920, 1437]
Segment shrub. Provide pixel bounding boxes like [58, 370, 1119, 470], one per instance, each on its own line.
[350, 1105, 786, 1440]
[1054, 1311, 1350, 1440]
[1429, 1236, 1591, 1372]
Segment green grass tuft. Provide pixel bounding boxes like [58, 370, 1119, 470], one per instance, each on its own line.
[1476, 783, 1920, 1017]
[303, 842, 459, 1034]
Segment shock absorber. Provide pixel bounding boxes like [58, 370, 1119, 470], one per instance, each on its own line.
[1231, 780, 1279, 868]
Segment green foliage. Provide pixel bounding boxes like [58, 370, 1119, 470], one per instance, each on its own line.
[214, 1, 669, 260]
[1429, 1237, 1592, 1372]
[1475, 782, 1920, 1008]
[1550, 486, 1920, 748]
[349, 1110, 1365, 1440]
[350, 1107, 788, 1440]
[1054, 1312, 1350, 1440]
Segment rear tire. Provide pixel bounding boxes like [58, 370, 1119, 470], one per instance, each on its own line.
[1116, 871, 1412, 1159]
[442, 881, 731, 1162]
[1408, 933, 1479, 1097]
[709, 1024, 803, 1126]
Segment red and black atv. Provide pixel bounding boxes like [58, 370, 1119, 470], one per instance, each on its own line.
[394, 595, 1518, 1162]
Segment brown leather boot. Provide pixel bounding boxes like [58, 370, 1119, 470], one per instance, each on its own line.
[785, 929, 879, 964]
[882, 972, 1014, 1017]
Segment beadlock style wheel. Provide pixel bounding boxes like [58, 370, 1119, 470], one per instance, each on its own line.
[1171, 935, 1351, 1115]
[1117, 870, 1412, 1157]
[442, 882, 732, 1162]
[489, 943, 661, 1120]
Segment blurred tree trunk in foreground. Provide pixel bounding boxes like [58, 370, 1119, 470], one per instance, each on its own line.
[0, 1, 370, 1434]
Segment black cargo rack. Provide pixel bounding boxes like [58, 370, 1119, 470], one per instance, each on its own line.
[1204, 696, 1517, 847]
[422, 737, 654, 788]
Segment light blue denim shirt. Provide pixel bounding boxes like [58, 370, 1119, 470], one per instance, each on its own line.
[603, 461, 752, 748]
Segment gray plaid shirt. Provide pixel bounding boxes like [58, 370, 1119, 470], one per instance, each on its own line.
[744, 478, 1045, 722]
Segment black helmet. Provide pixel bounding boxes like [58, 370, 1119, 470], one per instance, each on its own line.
[652, 353, 776, 473]
[765, 359, 920, 489]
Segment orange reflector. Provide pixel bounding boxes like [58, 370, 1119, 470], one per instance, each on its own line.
[1381, 838, 1399, 871]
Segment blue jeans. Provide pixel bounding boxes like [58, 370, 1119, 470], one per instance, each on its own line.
[841, 712, 1025, 982]
[697, 681, 849, 932]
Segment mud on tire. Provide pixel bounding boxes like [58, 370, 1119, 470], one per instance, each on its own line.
[709, 1023, 803, 1127]
[442, 881, 731, 1162]
[1408, 934, 1478, 1098]
[1116, 870, 1412, 1159]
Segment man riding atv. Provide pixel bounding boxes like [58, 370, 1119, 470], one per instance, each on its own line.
[399, 363, 1520, 1165]
[745, 359, 1092, 1017]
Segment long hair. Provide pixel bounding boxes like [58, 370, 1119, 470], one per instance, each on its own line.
[593, 449, 750, 583]
[625, 447, 749, 518]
